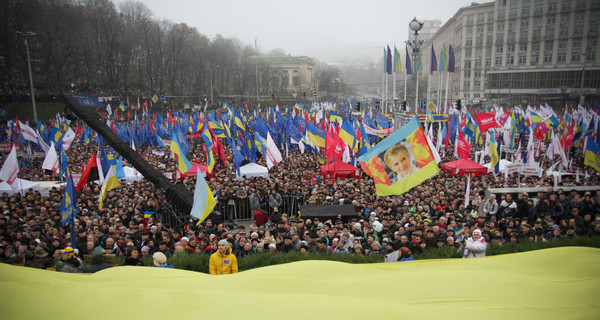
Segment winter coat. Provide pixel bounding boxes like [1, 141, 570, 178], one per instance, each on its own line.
[463, 237, 487, 258]
[482, 200, 498, 218]
[209, 248, 238, 275]
[60, 257, 84, 273]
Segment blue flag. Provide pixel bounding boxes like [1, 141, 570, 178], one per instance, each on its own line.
[61, 174, 79, 226]
[99, 147, 111, 178]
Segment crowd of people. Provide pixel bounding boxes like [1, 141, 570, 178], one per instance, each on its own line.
[1, 105, 600, 273]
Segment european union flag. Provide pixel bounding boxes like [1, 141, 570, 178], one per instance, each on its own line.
[61, 174, 79, 226]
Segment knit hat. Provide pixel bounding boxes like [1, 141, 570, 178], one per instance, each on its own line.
[140, 246, 150, 253]
[472, 229, 482, 236]
[153, 252, 167, 266]
[218, 239, 229, 247]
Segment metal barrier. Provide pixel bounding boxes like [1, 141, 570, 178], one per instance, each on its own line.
[211, 195, 305, 223]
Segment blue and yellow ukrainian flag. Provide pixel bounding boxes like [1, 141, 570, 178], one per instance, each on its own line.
[170, 131, 193, 174]
[339, 119, 357, 150]
[191, 170, 217, 225]
[306, 122, 326, 148]
[584, 137, 600, 172]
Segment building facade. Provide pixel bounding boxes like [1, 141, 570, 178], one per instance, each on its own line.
[422, 0, 600, 108]
[248, 55, 314, 97]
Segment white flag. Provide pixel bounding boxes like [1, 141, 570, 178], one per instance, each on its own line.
[0, 145, 19, 186]
[266, 132, 282, 169]
[18, 121, 40, 142]
[106, 104, 112, 116]
[42, 141, 59, 172]
[37, 136, 50, 153]
[62, 128, 76, 151]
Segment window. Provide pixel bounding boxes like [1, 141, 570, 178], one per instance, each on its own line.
[546, 15, 556, 39]
[522, 0, 531, 15]
[497, 22, 505, 43]
[573, 12, 584, 36]
[587, 39, 598, 61]
[519, 43, 528, 64]
[475, 48, 483, 67]
[559, 14, 570, 37]
[531, 42, 541, 65]
[488, 12, 494, 22]
[498, 7, 506, 19]
[544, 41, 554, 63]
[532, 17, 542, 40]
[506, 44, 515, 65]
[576, 0, 586, 10]
[557, 40, 568, 63]
[477, 14, 485, 24]
[508, 20, 517, 42]
[548, 0, 558, 13]
[466, 26, 474, 38]
[534, 0, 545, 15]
[496, 46, 504, 65]
[520, 19, 530, 41]
[466, 39, 473, 47]
[562, 0, 572, 11]
[474, 71, 482, 89]
[467, 15, 474, 25]
[486, 48, 492, 67]
[590, 11, 600, 34]
[571, 39, 582, 62]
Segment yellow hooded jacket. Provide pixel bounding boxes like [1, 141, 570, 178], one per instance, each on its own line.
[209, 248, 238, 275]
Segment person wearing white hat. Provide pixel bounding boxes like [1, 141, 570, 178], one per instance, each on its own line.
[462, 229, 487, 258]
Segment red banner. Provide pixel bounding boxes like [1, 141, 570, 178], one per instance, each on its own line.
[473, 111, 498, 131]
[0, 142, 20, 153]
[457, 130, 472, 159]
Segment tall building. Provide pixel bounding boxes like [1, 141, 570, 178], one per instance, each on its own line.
[421, 0, 600, 108]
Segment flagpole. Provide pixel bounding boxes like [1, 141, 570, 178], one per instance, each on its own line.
[382, 70, 385, 112]
[404, 70, 407, 106]
[444, 70, 450, 113]
[416, 69, 420, 115]
[427, 67, 432, 111]
[393, 69, 397, 111]
[437, 69, 443, 110]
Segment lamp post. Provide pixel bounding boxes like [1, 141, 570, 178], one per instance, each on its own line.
[255, 62, 259, 101]
[209, 64, 219, 107]
[15, 31, 38, 123]
[580, 50, 587, 106]
[405, 16, 426, 115]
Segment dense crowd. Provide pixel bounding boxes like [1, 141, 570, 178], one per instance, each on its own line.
[2, 109, 600, 273]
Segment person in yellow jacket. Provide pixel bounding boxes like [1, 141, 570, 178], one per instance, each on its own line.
[209, 239, 238, 275]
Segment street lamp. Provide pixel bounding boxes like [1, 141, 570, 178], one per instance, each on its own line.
[405, 16, 426, 115]
[15, 31, 38, 123]
[580, 50, 587, 106]
[209, 64, 219, 107]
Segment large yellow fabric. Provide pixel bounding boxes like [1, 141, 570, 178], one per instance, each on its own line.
[1, 247, 599, 319]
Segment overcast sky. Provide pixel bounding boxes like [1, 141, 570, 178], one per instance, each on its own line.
[112, 0, 482, 61]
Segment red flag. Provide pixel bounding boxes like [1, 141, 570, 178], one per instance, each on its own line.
[215, 137, 227, 165]
[473, 111, 498, 131]
[167, 112, 177, 124]
[127, 110, 131, 120]
[76, 154, 100, 192]
[325, 131, 345, 163]
[149, 121, 155, 133]
[111, 120, 117, 133]
[560, 122, 574, 150]
[457, 130, 472, 159]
